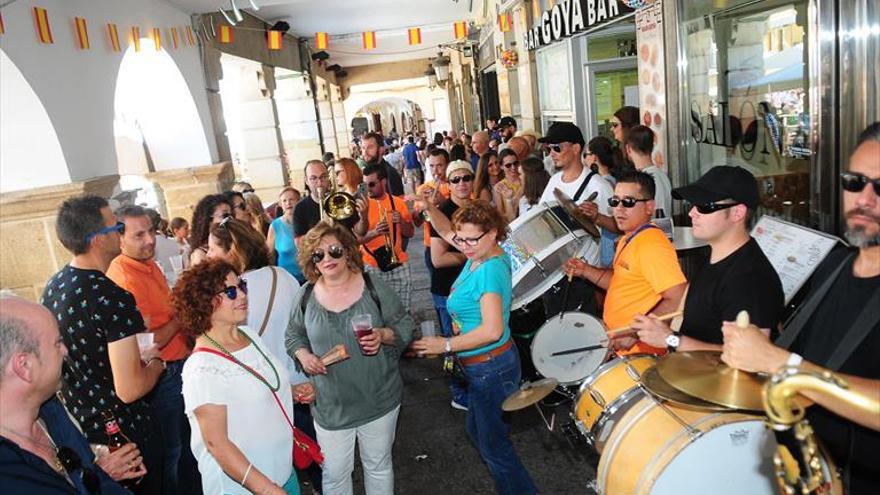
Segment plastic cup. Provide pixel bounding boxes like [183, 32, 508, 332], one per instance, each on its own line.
[351, 314, 373, 355]
[420, 320, 436, 339]
[169, 255, 185, 274]
[136, 333, 154, 352]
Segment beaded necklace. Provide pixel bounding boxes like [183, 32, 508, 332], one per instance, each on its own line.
[202, 330, 280, 392]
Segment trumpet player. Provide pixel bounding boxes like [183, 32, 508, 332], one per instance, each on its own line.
[359, 163, 415, 308]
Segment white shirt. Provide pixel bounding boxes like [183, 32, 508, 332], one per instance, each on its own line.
[241, 266, 306, 385]
[643, 165, 673, 219]
[183, 326, 293, 495]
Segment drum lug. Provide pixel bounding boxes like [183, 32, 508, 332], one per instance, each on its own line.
[625, 362, 642, 381]
[590, 387, 606, 408]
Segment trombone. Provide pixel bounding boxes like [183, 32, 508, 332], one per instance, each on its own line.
[319, 165, 357, 222]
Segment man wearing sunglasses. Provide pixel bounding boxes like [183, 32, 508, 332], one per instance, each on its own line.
[362, 132, 405, 197]
[628, 166, 784, 354]
[721, 123, 880, 494]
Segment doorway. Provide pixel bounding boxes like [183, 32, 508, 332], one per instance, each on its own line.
[480, 69, 501, 122]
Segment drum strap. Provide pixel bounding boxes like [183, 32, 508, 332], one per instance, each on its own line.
[572, 171, 597, 202]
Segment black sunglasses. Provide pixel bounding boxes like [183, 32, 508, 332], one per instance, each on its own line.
[608, 196, 651, 208]
[217, 280, 248, 300]
[57, 446, 101, 494]
[503, 161, 519, 169]
[548, 144, 565, 153]
[692, 201, 740, 214]
[241, 188, 255, 194]
[366, 181, 381, 188]
[449, 174, 475, 184]
[311, 244, 345, 265]
[452, 230, 489, 247]
[841, 172, 880, 196]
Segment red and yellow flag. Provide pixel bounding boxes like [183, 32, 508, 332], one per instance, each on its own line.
[498, 13, 512, 32]
[74, 17, 90, 49]
[315, 32, 328, 50]
[152, 27, 161, 51]
[407, 27, 421, 45]
[267, 30, 282, 50]
[33, 7, 53, 44]
[362, 31, 376, 50]
[453, 21, 467, 39]
[107, 23, 121, 52]
[130, 26, 140, 52]
[0, 12, 6, 35]
[185, 25, 195, 46]
[170, 27, 179, 50]
[218, 24, 233, 44]
[532, 0, 541, 20]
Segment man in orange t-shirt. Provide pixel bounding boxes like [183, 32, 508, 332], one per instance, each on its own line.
[106, 205, 200, 492]
[360, 162, 415, 307]
[413, 148, 451, 273]
[565, 171, 687, 355]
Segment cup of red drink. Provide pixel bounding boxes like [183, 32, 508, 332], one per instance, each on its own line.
[351, 314, 374, 355]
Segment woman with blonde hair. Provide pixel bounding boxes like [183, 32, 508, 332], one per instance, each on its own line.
[243, 192, 272, 236]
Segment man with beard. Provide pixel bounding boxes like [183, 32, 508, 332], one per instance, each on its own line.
[362, 132, 404, 196]
[497, 117, 517, 153]
[722, 122, 880, 494]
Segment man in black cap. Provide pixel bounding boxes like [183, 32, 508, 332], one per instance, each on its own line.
[496, 116, 517, 152]
[629, 165, 784, 352]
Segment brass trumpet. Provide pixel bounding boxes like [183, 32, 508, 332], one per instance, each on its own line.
[378, 203, 401, 268]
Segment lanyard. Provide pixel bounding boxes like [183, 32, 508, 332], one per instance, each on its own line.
[614, 223, 659, 266]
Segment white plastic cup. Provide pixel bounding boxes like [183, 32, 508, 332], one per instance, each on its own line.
[420, 320, 436, 339]
[136, 333, 154, 352]
[169, 255, 185, 274]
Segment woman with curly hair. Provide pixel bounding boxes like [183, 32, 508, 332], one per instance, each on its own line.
[412, 200, 539, 495]
[286, 221, 414, 495]
[172, 259, 301, 495]
[188, 194, 232, 267]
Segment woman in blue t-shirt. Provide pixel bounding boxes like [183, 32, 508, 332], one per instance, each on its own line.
[266, 187, 305, 283]
[413, 200, 538, 495]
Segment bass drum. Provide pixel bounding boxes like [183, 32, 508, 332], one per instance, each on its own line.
[530, 312, 609, 386]
[596, 395, 778, 495]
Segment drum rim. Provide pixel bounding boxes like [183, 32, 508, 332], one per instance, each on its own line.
[509, 234, 587, 311]
[529, 312, 608, 385]
[577, 354, 657, 396]
[589, 386, 647, 451]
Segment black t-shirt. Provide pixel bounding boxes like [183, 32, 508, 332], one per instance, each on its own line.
[293, 196, 321, 237]
[787, 248, 880, 494]
[428, 199, 465, 296]
[680, 237, 784, 344]
[40, 266, 153, 447]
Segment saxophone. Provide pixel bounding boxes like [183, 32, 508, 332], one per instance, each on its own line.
[763, 366, 879, 494]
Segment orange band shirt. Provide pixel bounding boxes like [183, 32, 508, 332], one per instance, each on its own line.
[416, 181, 450, 247]
[360, 194, 412, 267]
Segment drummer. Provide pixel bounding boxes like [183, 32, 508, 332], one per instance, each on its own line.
[565, 171, 686, 354]
[629, 166, 784, 352]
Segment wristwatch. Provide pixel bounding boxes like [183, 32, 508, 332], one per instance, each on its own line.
[665, 333, 680, 353]
[786, 352, 803, 368]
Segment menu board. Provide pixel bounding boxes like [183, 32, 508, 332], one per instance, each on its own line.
[751, 216, 840, 303]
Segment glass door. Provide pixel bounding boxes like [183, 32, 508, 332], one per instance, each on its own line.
[587, 63, 639, 140]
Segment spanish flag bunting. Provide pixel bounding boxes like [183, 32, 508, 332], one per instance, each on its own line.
[152, 27, 161, 51]
[0, 12, 5, 35]
[33, 7, 53, 44]
[107, 23, 121, 52]
[315, 32, 328, 50]
[453, 21, 467, 39]
[532, 0, 540, 20]
[362, 31, 376, 50]
[218, 24, 233, 44]
[130, 26, 140, 52]
[498, 13, 512, 32]
[170, 27, 179, 50]
[407, 27, 421, 45]
[74, 17, 90, 50]
[185, 25, 195, 46]
[267, 30, 282, 50]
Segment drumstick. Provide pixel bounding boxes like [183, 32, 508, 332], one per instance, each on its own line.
[606, 311, 685, 338]
[551, 342, 608, 356]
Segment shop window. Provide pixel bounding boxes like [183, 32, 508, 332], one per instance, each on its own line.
[537, 42, 572, 115]
[587, 30, 637, 61]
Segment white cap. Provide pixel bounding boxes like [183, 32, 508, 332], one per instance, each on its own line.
[445, 160, 473, 180]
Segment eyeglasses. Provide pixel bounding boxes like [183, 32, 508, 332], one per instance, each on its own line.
[308, 174, 329, 182]
[449, 174, 474, 184]
[84, 222, 124, 243]
[503, 161, 519, 169]
[217, 280, 248, 300]
[608, 196, 651, 208]
[57, 446, 100, 494]
[452, 230, 489, 247]
[841, 172, 880, 196]
[691, 201, 740, 214]
[366, 181, 381, 188]
[311, 244, 345, 265]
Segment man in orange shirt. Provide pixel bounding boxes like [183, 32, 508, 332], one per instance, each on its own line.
[360, 163, 415, 307]
[106, 205, 201, 493]
[413, 148, 451, 276]
[565, 171, 687, 355]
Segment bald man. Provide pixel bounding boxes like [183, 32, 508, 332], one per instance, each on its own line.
[471, 131, 490, 170]
[506, 136, 531, 162]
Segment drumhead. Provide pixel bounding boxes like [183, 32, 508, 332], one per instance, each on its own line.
[531, 312, 608, 385]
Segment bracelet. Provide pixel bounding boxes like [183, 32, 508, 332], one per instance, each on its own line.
[147, 357, 166, 370]
[593, 269, 608, 287]
[241, 462, 253, 485]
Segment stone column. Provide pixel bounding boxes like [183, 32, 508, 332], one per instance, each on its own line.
[0, 175, 119, 301]
[146, 162, 234, 223]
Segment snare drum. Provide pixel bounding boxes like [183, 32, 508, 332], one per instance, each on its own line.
[500, 202, 599, 310]
[572, 355, 656, 451]
[530, 312, 609, 386]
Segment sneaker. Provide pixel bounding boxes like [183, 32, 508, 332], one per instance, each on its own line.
[450, 400, 468, 411]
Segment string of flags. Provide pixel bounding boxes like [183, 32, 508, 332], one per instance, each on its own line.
[313, 20, 471, 52]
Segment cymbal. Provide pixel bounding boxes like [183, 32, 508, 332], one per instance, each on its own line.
[502, 378, 559, 411]
[553, 188, 601, 238]
[641, 366, 730, 411]
[656, 351, 767, 411]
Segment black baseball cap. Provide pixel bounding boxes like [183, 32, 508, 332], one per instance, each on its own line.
[498, 116, 517, 128]
[672, 166, 759, 209]
[538, 122, 585, 147]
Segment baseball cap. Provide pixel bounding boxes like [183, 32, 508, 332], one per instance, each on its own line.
[498, 116, 517, 129]
[672, 166, 759, 209]
[537, 122, 585, 146]
[446, 160, 474, 180]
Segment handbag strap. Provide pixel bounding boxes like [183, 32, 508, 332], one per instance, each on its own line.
[826, 284, 880, 370]
[257, 267, 278, 337]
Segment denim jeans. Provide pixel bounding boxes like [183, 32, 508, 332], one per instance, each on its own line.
[149, 359, 202, 494]
[462, 345, 538, 495]
[431, 293, 468, 406]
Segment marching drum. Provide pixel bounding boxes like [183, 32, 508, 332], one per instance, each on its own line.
[500, 202, 599, 311]
[572, 355, 657, 451]
[530, 312, 609, 386]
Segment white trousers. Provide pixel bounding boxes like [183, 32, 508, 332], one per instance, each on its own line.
[313, 405, 400, 495]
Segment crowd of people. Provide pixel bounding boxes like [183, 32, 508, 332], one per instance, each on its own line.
[1, 113, 878, 495]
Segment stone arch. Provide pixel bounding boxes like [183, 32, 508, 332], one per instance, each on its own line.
[343, 78, 450, 136]
[352, 97, 423, 135]
[0, 49, 70, 193]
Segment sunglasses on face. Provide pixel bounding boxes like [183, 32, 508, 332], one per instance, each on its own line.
[452, 230, 488, 247]
[503, 161, 519, 169]
[608, 196, 650, 208]
[691, 201, 740, 214]
[213, 212, 232, 221]
[311, 244, 345, 265]
[84, 222, 124, 243]
[366, 181, 381, 188]
[241, 188, 255, 194]
[841, 172, 880, 196]
[57, 446, 101, 494]
[449, 174, 474, 184]
[217, 280, 248, 300]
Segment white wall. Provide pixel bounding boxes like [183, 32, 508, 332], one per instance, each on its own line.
[0, 0, 218, 190]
